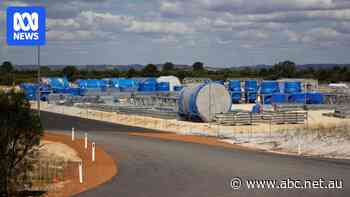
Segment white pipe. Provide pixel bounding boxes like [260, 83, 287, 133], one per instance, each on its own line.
[92, 142, 96, 162]
[79, 161, 83, 183]
[84, 132, 88, 149]
[72, 127, 75, 141]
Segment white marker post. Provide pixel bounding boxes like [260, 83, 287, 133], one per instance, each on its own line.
[92, 142, 96, 162]
[79, 161, 83, 183]
[71, 127, 75, 141]
[84, 132, 88, 149]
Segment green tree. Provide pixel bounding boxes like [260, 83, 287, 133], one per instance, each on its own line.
[40, 66, 51, 77]
[126, 68, 137, 78]
[162, 62, 175, 71]
[62, 66, 79, 81]
[192, 62, 204, 71]
[1, 61, 15, 85]
[1, 61, 14, 73]
[271, 60, 297, 79]
[0, 90, 43, 196]
[142, 64, 158, 77]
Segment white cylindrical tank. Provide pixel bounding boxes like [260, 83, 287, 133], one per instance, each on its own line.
[156, 76, 181, 91]
[178, 83, 232, 122]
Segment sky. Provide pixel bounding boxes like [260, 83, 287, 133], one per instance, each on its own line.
[1, 0, 350, 67]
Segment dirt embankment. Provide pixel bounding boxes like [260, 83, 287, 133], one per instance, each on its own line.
[43, 133, 117, 197]
[128, 132, 255, 151]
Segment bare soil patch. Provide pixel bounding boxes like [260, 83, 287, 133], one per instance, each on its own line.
[43, 132, 117, 197]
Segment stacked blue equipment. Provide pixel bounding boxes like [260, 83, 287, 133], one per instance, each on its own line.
[77, 79, 107, 90]
[271, 93, 288, 104]
[289, 92, 324, 104]
[289, 93, 307, 104]
[174, 85, 183, 92]
[48, 77, 70, 93]
[228, 80, 241, 92]
[65, 88, 81, 96]
[138, 78, 157, 92]
[284, 81, 302, 94]
[156, 82, 170, 91]
[307, 92, 324, 104]
[39, 85, 51, 101]
[260, 81, 280, 104]
[260, 81, 280, 94]
[110, 78, 138, 92]
[20, 83, 38, 100]
[228, 80, 241, 103]
[244, 80, 258, 103]
[20, 83, 51, 101]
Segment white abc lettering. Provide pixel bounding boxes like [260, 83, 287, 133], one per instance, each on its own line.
[13, 12, 39, 31]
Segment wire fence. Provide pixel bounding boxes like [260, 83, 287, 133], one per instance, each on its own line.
[15, 160, 81, 197]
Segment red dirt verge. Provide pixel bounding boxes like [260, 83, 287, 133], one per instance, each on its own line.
[128, 132, 254, 151]
[43, 132, 118, 197]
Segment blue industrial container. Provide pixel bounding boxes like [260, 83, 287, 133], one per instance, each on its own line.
[260, 81, 280, 94]
[52, 88, 66, 94]
[20, 83, 38, 100]
[20, 83, 52, 101]
[289, 93, 307, 104]
[138, 78, 157, 92]
[245, 80, 258, 103]
[228, 80, 241, 92]
[110, 78, 138, 92]
[76, 80, 88, 89]
[245, 80, 258, 92]
[284, 81, 302, 94]
[262, 95, 272, 104]
[262, 93, 287, 104]
[49, 78, 62, 89]
[271, 93, 288, 104]
[156, 82, 170, 91]
[77, 79, 107, 90]
[307, 92, 324, 104]
[101, 79, 111, 88]
[245, 92, 258, 103]
[174, 86, 183, 92]
[48, 77, 69, 89]
[228, 80, 241, 103]
[65, 88, 81, 96]
[39, 85, 51, 101]
[230, 92, 241, 104]
[62, 78, 69, 88]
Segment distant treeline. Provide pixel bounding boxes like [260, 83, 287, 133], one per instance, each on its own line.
[1, 61, 350, 85]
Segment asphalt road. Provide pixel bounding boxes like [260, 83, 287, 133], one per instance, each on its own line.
[41, 111, 350, 197]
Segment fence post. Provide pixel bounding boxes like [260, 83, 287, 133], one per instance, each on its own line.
[92, 142, 96, 162]
[79, 161, 83, 183]
[84, 132, 88, 149]
[72, 127, 75, 141]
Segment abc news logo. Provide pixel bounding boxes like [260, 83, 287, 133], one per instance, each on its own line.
[13, 12, 40, 40]
[7, 7, 46, 46]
